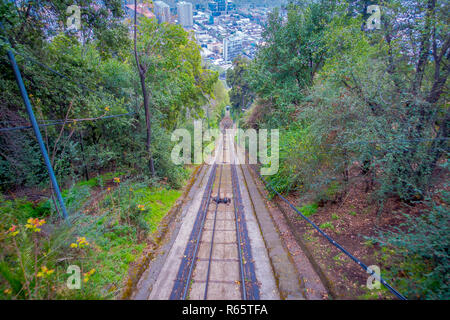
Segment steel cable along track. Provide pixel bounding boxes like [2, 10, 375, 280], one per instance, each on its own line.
[252, 166, 407, 300]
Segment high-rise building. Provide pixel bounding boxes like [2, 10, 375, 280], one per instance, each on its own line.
[227, 0, 236, 12]
[223, 35, 242, 62]
[177, 1, 193, 28]
[216, 0, 227, 12]
[208, 0, 228, 17]
[154, 1, 171, 23]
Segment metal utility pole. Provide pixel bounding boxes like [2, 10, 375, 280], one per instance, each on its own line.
[3, 36, 69, 222]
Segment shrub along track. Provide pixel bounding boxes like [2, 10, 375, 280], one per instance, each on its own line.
[123, 165, 203, 299]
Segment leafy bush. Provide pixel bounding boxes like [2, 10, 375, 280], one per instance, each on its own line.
[297, 202, 319, 217]
[0, 175, 183, 300]
[315, 180, 343, 205]
[320, 221, 334, 230]
[373, 190, 450, 299]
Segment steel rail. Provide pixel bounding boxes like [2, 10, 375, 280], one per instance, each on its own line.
[203, 146, 224, 299]
[229, 132, 257, 300]
[232, 165, 248, 300]
[180, 164, 217, 300]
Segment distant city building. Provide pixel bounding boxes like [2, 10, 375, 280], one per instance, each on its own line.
[223, 35, 242, 62]
[208, 0, 228, 17]
[177, 1, 193, 28]
[154, 1, 171, 23]
[195, 3, 206, 11]
[207, 42, 223, 54]
[227, 1, 236, 12]
[208, 1, 219, 16]
[190, 1, 267, 68]
[216, 0, 227, 12]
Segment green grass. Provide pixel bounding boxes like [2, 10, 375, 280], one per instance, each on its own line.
[332, 213, 339, 220]
[0, 196, 50, 222]
[333, 253, 343, 262]
[364, 239, 375, 247]
[358, 285, 390, 300]
[297, 202, 319, 218]
[348, 211, 357, 216]
[75, 171, 125, 188]
[134, 187, 182, 233]
[74, 182, 182, 298]
[93, 235, 145, 296]
[0, 174, 185, 300]
[320, 221, 334, 230]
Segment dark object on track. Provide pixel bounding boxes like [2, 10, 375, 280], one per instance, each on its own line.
[213, 196, 231, 204]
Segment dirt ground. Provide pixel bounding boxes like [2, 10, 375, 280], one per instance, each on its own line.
[259, 165, 447, 300]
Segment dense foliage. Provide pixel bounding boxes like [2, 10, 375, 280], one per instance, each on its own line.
[0, 173, 183, 299]
[0, 0, 223, 299]
[226, 56, 253, 113]
[0, 0, 219, 191]
[373, 186, 450, 299]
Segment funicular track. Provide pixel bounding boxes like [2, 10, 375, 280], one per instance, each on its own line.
[170, 131, 259, 300]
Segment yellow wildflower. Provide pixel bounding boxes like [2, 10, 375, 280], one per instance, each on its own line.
[70, 243, 78, 248]
[76, 236, 89, 248]
[83, 269, 96, 283]
[105, 106, 110, 112]
[137, 204, 145, 211]
[37, 265, 54, 278]
[4, 289, 12, 295]
[25, 218, 46, 233]
[7, 225, 19, 237]
[113, 177, 120, 183]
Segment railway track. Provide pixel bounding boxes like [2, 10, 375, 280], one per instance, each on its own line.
[170, 131, 259, 300]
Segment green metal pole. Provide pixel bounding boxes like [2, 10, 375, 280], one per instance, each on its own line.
[5, 47, 70, 222]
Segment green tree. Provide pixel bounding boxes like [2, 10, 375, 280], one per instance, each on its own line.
[133, 12, 218, 175]
[248, 1, 337, 126]
[226, 56, 253, 112]
[0, 0, 218, 190]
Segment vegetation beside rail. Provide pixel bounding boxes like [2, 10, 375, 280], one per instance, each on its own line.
[0, 171, 191, 299]
[0, 1, 227, 299]
[229, 0, 449, 299]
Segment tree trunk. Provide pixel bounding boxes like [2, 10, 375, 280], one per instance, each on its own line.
[134, 0, 155, 176]
[78, 131, 89, 181]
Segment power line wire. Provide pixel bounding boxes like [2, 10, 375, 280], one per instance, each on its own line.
[0, 112, 135, 132]
[0, 28, 131, 112]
